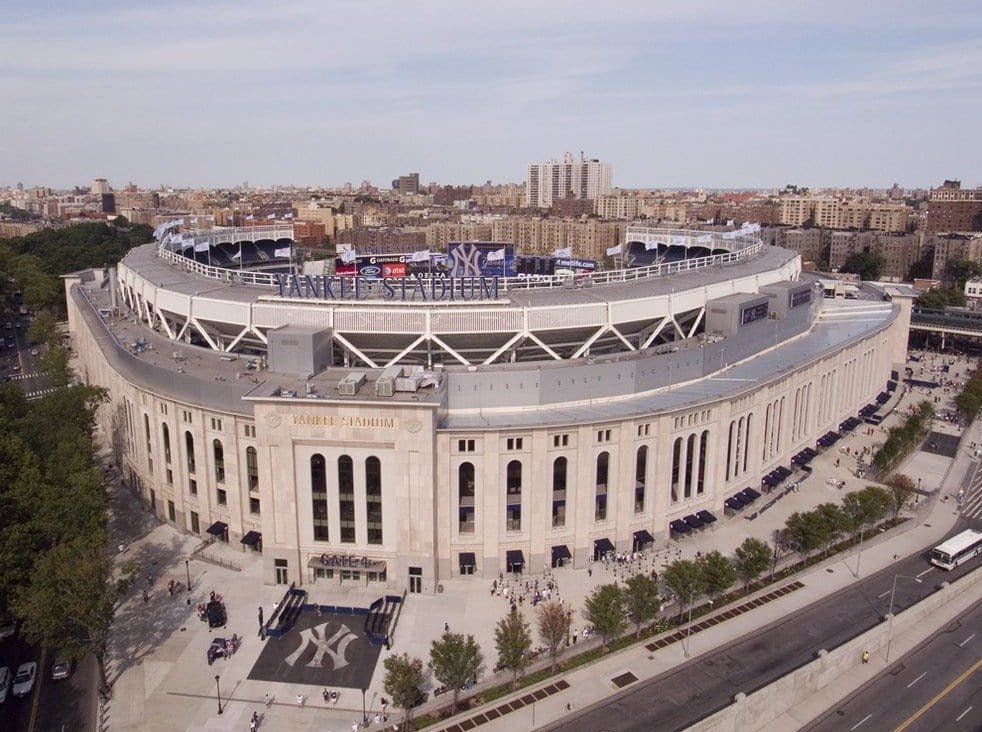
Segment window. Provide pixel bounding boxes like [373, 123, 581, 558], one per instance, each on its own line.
[213, 439, 225, 483]
[338, 455, 355, 543]
[216, 487, 227, 506]
[249, 497, 261, 515]
[166, 468, 173, 485]
[185, 431, 196, 473]
[181, 409, 192, 423]
[506, 437, 523, 450]
[366, 456, 383, 545]
[159, 403, 168, 415]
[311, 454, 328, 541]
[190, 510, 199, 534]
[143, 414, 152, 453]
[246, 446, 259, 491]
[457, 438, 476, 452]
[458, 462, 475, 533]
[671, 437, 682, 503]
[506, 459, 522, 531]
[597, 429, 611, 443]
[243, 424, 256, 438]
[553, 434, 569, 448]
[635, 445, 648, 513]
[210, 417, 223, 431]
[189, 478, 197, 496]
[167, 500, 175, 522]
[637, 423, 650, 437]
[552, 457, 567, 528]
[162, 423, 171, 463]
[595, 451, 609, 521]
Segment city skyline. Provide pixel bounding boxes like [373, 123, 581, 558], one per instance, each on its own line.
[2, 1, 981, 191]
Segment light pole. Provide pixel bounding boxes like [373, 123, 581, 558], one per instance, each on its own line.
[361, 687, 367, 727]
[682, 601, 694, 658]
[852, 527, 866, 578]
[215, 674, 223, 715]
[886, 574, 922, 662]
[185, 559, 191, 592]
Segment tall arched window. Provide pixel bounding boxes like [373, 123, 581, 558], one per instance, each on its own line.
[684, 433, 696, 498]
[185, 431, 196, 473]
[143, 414, 152, 453]
[365, 456, 382, 545]
[311, 454, 328, 541]
[213, 439, 225, 483]
[162, 423, 171, 463]
[552, 457, 567, 528]
[671, 437, 682, 502]
[246, 446, 259, 491]
[635, 445, 648, 513]
[506, 459, 522, 531]
[697, 430, 709, 495]
[458, 462, 475, 534]
[595, 452, 609, 521]
[338, 455, 355, 543]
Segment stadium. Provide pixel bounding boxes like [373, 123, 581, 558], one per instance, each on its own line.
[64, 223, 911, 591]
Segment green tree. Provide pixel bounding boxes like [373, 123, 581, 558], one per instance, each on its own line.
[842, 486, 892, 538]
[622, 573, 661, 638]
[26, 309, 60, 347]
[38, 345, 72, 387]
[12, 532, 116, 698]
[841, 251, 885, 281]
[814, 502, 849, 553]
[494, 608, 532, 688]
[884, 473, 917, 520]
[429, 631, 483, 715]
[661, 559, 706, 618]
[382, 653, 425, 732]
[915, 286, 966, 310]
[582, 583, 625, 653]
[698, 551, 737, 599]
[785, 510, 827, 557]
[945, 258, 982, 288]
[537, 601, 570, 671]
[734, 537, 773, 590]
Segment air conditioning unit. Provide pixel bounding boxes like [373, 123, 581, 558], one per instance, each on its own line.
[338, 371, 366, 396]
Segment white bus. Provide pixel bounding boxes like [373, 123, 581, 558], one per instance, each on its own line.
[930, 529, 982, 570]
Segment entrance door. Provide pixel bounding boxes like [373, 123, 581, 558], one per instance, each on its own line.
[409, 566, 422, 593]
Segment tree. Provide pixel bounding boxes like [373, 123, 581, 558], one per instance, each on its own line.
[383, 653, 425, 732]
[814, 502, 849, 553]
[494, 608, 532, 688]
[622, 573, 661, 638]
[582, 584, 625, 653]
[428, 631, 483, 715]
[734, 537, 772, 590]
[945, 258, 982, 289]
[884, 473, 917, 520]
[537, 601, 569, 671]
[661, 560, 706, 618]
[38, 345, 72, 388]
[12, 532, 117, 698]
[784, 511, 826, 557]
[26, 309, 60, 347]
[841, 251, 886, 281]
[698, 551, 737, 599]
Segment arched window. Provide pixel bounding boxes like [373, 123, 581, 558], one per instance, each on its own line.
[338, 455, 355, 543]
[458, 462, 475, 534]
[213, 439, 225, 483]
[506, 459, 522, 531]
[162, 423, 171, 463]
[595, 451, 609, 521]
[143, 414, 152, 453]
[246, 446, 259, 491]
[697, 431, 709, 495]
[635, 445, 648, 513]
[185, 431, 195, 473]
[552, 457, 567, 528]
[671, 437, 682, 503]
[685, 433, 696, 498]
[365, 456, 382, 545]
[311, 454, 328, 541]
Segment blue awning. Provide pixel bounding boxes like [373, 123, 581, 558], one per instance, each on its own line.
[206, 521, 228, 537]
[240, 530, 262, 546]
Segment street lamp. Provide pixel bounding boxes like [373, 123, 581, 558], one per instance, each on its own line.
[566, 609, 572, 647]
[215, 674, 223, 715]
[361, 686, 368, 727]
[885, 574, 922, 662]
[185, 559, 191, 592]
[683, 599, 712, 658]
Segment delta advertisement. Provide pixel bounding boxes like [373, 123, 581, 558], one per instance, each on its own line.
[447, 242, 517, 277]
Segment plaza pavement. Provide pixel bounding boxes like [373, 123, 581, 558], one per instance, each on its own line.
[97, 350, 981, 732]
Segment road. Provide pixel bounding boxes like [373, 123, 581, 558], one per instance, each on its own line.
[804, 598, 982, 732]
[544, 524, 982, 732]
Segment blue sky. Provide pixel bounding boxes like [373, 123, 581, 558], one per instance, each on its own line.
[2, 1, 980, 191]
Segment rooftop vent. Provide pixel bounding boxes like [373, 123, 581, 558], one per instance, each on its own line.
[338, 371, 367, 396]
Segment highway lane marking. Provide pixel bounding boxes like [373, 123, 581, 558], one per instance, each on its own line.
[878, 590, 890, 598]
[850, 713, 872, 730]
[27, 646, 48, 732]
[955, 705, 973, 722]
[906, 671, 926, 688]
[894, 657, 982, 732]
[915, 568, 934, 579]
[957, 633, 975, 647]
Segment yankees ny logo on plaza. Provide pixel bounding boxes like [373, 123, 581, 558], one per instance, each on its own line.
[285, 622, 357, 671]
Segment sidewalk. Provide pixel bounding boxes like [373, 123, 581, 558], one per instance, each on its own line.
[97, 350, 979, 732]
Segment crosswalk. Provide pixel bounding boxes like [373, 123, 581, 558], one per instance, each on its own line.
[959, 459, 982, 520]
[7, 371, 41, 381]
[26, 387, 58, 401]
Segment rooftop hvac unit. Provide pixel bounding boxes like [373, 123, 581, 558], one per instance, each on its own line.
[375, 365, 402, 398]
[394, 376, 422, 393]
[338, 371, 366, 396]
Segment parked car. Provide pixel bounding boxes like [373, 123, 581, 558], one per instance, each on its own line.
[11, 661, 36, 697]
[50, 655, 74, 681]
[0, 666, 11, 703]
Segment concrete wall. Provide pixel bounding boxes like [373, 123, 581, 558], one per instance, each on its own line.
[689, 567, 982, 732]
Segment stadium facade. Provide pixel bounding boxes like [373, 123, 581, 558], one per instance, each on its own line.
[64, 224, 911, 593]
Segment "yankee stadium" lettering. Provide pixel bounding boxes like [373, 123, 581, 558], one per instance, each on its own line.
[274, 274, 500, 301]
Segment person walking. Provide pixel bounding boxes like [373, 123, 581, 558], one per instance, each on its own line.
[264, 692, 272, 708]
[861, 650, 870, 664]
[296, 693, 304, 708]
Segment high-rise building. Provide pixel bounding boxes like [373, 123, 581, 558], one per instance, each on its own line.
[391, 173, 420, 195]
[526, 152, 612, 209]
[927, 180, 982, 233]
[91, 178, 111, 195]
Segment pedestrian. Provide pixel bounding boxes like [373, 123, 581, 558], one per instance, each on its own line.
[168, 579, 175, 596]
[861, 650, 869, 664]
[264, 692, 271, 708]
[142, 589, 149, 603]
[444, 622, 449, 633]
[258, 606, 264, 624]
[296, 693, 304, 708]
[566, 703, 571, 711]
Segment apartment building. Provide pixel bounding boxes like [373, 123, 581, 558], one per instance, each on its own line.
[526, 152, 612, 209]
